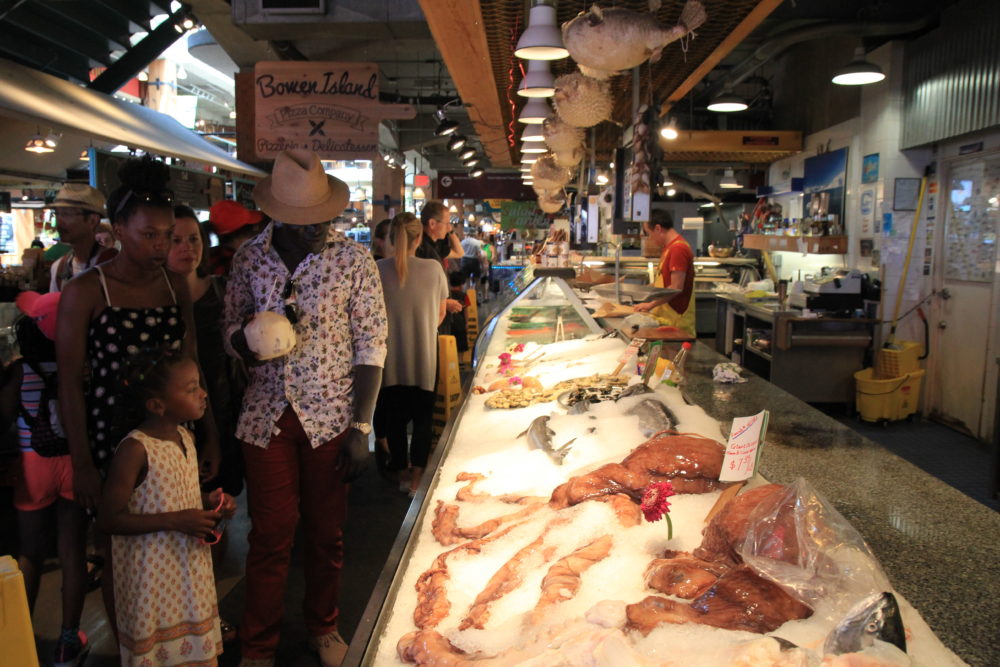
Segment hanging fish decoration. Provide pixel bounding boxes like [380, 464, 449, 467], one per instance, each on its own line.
[538, 191, 566, 214]
[553, 148, 584, 169]
[542, 117, 585, 153]
[552, 72, 613, 128]
[562, 1, 707, 79]
[531, 153, 574, 190]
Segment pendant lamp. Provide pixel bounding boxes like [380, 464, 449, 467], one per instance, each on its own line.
[522, 123, 545, 142]
[25, 132, 52, 154]
[447, 134, 467, 152]
[517, 60, 555, 98]
[719, 169, 741, 189]
[832, 47, 885, 85]
[707, 87, 748, 113]
[514, 1, 569, 61]
[520, 141, 547, 154]
[518, 98, 550, 124]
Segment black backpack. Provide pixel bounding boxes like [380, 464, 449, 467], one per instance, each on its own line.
[18, 360, 70, 458]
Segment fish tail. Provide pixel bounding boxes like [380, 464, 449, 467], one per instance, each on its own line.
[679, 0, 707, 33]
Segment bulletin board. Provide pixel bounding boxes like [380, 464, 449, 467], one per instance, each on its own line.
[944, 160, 999, 282]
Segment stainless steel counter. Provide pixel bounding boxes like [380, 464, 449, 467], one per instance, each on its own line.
[715, 293, 873, 403]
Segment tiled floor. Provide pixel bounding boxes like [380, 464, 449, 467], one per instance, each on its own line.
[825, 408, 999, 512]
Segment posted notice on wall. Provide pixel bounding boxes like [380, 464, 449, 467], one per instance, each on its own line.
[719, 410, 770, 482]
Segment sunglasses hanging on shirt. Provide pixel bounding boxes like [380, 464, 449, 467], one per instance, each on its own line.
[283, 279, 300, 325]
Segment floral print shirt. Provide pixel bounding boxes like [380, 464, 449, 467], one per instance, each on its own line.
[223, 223, 387, 448]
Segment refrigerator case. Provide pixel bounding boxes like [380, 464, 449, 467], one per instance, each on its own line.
[348, 275, 606, 664]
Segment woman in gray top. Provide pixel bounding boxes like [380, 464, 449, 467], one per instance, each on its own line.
[376, 212, 448, 495]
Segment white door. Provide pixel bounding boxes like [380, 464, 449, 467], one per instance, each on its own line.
[930, 156, 1000, 441]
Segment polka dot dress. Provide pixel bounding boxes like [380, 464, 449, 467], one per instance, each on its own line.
[87, 266, 185, 468]
[111, 427, 221, 666]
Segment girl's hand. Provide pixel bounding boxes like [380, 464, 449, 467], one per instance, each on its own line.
[74, 464, 104, 511]
[172, 509, 222, 539]
[207, 488, 237, 519]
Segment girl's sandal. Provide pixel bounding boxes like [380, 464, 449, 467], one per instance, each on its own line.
[85, 555, 104, 592]
[220, 620, 238, 643]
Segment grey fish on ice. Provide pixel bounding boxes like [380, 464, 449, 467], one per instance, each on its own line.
[823, 592, 906, 656]
[517, 416, 576, 465]
[615, 383, 653, 400]
[625, 398, 677, 437]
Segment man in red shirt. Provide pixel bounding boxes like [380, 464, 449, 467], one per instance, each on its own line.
[634, 209, 696, 336]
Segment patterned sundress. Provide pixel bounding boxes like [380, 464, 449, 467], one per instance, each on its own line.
[87, 265, 186, 468]
[111, 427, 221, 666]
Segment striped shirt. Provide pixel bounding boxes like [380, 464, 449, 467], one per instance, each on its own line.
[16, 360, 58, 453]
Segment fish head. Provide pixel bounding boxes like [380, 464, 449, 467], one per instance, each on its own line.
[823, 592, 906, 656]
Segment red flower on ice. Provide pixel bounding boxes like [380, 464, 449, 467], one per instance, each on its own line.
[513, 343, 525, 353]
[640, 481, 675, 539]
[508, 376, 522, 386]
[499, 352, 512, 364]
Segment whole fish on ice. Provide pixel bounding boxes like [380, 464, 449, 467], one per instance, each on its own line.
[823, 592, 907, 655]
[518, 416, 576, 464]
[562, 1, 707, 79]
[625, 398, 677, 437]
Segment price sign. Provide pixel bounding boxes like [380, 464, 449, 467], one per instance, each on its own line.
[719, 410, 769, 482]
[613, 337, 646, 375]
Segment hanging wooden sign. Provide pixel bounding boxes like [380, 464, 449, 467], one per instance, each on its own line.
[253, 61, 414, 160]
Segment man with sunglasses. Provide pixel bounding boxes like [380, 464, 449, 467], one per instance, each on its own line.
[418, 201, 464, 317]
[48, 183, 117, 292]
[223, 150, 387, 667]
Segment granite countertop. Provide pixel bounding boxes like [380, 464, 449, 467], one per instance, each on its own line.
[684, 342, 1000, 667]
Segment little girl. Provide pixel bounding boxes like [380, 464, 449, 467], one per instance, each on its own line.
[98, 351, 235, 666]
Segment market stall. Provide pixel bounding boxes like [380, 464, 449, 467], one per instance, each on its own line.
[346, 274, 1000, 666]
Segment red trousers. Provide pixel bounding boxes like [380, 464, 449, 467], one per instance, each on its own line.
[240, 406, 348, 658]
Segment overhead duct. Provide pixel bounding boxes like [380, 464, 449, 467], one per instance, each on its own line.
[705, 15, 938, 101]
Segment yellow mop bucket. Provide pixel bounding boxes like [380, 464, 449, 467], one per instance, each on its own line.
[0, 555, 40, 667]
[875, 341, 923, 379]
[854, 367, 925, 422]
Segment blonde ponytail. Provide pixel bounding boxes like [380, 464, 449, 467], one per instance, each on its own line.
[389, 212, 422, 286]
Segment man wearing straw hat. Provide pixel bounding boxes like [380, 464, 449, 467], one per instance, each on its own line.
[48, 183, 116, 292]
[224, 149, 387, 667]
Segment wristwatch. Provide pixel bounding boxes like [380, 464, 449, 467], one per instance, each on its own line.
[350, 421, 372, 435]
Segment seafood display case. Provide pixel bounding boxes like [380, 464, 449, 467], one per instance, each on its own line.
[346, 278, 981, 666]
[474, 274, 605, 366]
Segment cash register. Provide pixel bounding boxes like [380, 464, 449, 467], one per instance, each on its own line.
[788, 269, 864, 313]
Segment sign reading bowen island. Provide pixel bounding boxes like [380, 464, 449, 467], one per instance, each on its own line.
[253, 61, 414, 160]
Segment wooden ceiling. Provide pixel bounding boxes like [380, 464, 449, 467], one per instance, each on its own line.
[422, 0, 782, 167]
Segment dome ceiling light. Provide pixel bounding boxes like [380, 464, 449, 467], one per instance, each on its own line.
[707, 86, 748, 113]
[832, 47, 886, 85]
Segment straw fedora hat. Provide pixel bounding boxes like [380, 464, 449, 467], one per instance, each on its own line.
[253, 149, 349, 225]
[52, 183, 106, 217]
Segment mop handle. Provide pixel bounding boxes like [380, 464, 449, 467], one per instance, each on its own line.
[888, 177, 927, 343]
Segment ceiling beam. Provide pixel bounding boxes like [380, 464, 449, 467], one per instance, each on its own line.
[4, 4, 115, 67]
[659, 0, 783, 117]
[51, 3, 134, 52]
[187, 0, 276, 68]
[0, 34, 91, 83]
[88, 6, 188, 94]
[91, 0, 153, 32]
[417, 0, 511, 168]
